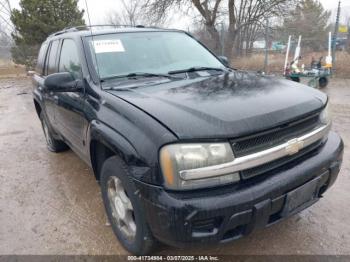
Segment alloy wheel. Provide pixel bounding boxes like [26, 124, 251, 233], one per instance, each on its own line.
[107, 176, 137, 241]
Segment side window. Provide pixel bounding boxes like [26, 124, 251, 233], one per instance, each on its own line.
[45, 40, 59, 75]
[59, 39, 82, 80]
[36, 43, 48, 75]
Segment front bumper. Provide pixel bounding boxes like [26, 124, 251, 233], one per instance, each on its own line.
[135, 131, 343, 247]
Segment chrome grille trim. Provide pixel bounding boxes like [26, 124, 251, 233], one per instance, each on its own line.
[180, 124, 331, 181]
[231, 113, 321, 157]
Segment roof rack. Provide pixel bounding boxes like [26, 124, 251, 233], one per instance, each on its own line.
[49, 24, 161, 37]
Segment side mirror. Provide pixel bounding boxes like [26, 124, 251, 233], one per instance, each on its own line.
[218, 56, 229, 67]
[44, 72, 83, 92]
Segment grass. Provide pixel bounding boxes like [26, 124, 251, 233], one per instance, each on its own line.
[231, 51, 350, 78]
[0, 59, 26, 77]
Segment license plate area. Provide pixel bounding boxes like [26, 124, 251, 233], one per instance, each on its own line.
[281, 176, 321, 217]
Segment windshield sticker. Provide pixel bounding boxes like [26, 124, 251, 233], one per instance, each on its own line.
[93, 40, 125, 53]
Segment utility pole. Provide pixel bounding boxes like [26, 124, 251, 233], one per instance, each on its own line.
[264, 19, 269, 73]
[347, 18, 350, 50]
[332, 0, 341, 73]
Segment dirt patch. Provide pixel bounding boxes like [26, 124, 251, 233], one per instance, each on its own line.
[0, 77, 349, 255]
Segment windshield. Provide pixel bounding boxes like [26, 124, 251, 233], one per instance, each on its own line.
[86, 31, 224, 80]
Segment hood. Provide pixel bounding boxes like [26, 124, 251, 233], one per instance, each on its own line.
[108, 71, 327, 139]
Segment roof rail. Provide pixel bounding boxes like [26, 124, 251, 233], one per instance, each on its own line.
[48, 24, 161, 38]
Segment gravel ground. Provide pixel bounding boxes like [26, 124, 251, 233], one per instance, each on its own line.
[0, 77, 349, 255]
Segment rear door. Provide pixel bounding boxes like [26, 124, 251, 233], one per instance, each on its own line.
[33, 42, 48, 97]
[54, 38, 86, 156]
[42, 40, 60, 129]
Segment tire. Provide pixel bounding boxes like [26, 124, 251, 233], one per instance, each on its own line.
[319, 77, 328, 89]
[39, 112, 69, 152]
[100, 156, 156, 255]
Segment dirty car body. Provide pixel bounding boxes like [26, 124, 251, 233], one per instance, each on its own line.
[32, 26, 343, 253]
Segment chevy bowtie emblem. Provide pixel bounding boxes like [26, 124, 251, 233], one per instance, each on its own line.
[286, 138, 304, 155]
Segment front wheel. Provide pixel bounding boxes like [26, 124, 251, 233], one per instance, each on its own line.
[100, 156, 156, 255]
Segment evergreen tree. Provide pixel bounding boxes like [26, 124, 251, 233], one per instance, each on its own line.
[282, 0, 330, 51]
[11, 0, 85, 69]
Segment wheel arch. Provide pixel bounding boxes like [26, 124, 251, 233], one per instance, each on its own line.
[88, 120, 140, 182]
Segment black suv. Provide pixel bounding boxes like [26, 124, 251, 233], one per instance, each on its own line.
[32, 25, 343, 255]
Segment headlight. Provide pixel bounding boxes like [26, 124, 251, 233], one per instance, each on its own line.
[159, 143, 239, 190]
[320, 103, 331, 125]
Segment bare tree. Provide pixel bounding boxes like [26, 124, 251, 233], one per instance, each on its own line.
[144, 0, 293, 58]
[107, 0, 167, 26]
[230, 0, 294, 55]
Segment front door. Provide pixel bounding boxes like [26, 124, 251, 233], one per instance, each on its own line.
[54, 39, 86, 157]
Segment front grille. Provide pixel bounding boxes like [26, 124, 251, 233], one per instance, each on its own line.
[231, 113, 321, 157]
[240, 140, 323, 180]
[231, 112, 324, 180]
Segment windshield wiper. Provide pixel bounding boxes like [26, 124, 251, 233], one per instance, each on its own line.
[168, 67, 225, 75]
[101, 72, 183, 82]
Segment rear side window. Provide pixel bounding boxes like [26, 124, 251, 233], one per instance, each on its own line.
[45, 40, 60, 75]
[59, 39, 82, 80]
[36, 43, 48, 74]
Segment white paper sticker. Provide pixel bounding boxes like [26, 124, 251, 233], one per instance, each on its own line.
[93, 39, 125, 53]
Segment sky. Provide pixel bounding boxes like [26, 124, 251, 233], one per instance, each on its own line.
[321, 0, 350, 10]
[7, 0, 350, 30]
